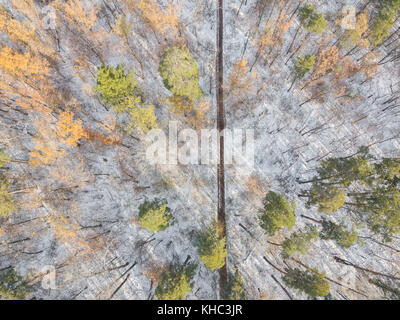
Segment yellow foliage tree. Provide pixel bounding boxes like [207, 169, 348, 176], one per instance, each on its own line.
[59, 0, 98, 31]
[334, 56, 358, 80]
[226, 59, 257, 97]
[30, 110, 88, 167]
[164, 96, 210, 129]
[126, 104, 158, 134]
[0, 47, 50, 81]
[0, 5, 37, 46]
[113, 15, 134, 39]
[311, 46, 339, 81]
[0, 1, 56, 57]
[165, 96, 194, 115]
[0, 2, 58, 113]
[359, 51, 381, 79]
[189, 98, 210, 129]
[47, 209, 80, 245]
[136, 0, 180, 37]
[356, 12, 370, 48]
[30, 116, 64, 167]
[56, 111, 88, 146]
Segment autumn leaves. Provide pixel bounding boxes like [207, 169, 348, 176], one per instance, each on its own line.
[29, 111, 88, 167]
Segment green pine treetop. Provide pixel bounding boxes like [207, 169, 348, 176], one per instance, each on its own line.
[339, 29, 361, 49]
[370, 0, 400, 47]
[159, 46, 203, 102]
[320, 219, 358, 248]
[317, 149, 374, 187]
[306, 184, 345, 214]
[95, 64, 140, 108]
[155, 263, 197, 300]
[294, 55, 315, 80]
[303, 148, 400, 241]
[282, 225, 319, 258]
[283, 266, 330, 297]
[222, 270, 247, 300]
[299, 4, 327, 34]
[260, 191, 296, 236]
[195, 224, 227, 271]
[375, 158, 400, 183]
[360, 187, 400, 241]
[0, 181, 16, 218]
[138, 198, 173, 233]
[94, 64, 157, 133]
[0, 151, 10, 168]
[0, 268, 29, 300]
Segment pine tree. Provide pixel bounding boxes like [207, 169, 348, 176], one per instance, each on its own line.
[95, 64, 140, 108]
[302, 147, 400, 241]
[222, 271, 247, 300]
[311, 147, 373, 187]
[195, 224, 227, 271]
[375, 158, 400, 183]
[359, 187, 400, 241]
[282, 225, 319, 258]
[299, 4, 326, 35]
[320, 219, 358, 248]
[306, 184, 345, 214]
[283, 266, 330, 297]
[155, 263, 196, 300]
[0, 181, 16, 218]
[159, 46, 203, 102]
[0, 268, 29, 300]
[339, 12, 369, 49]
[340, 29, 361, 49]
[94, 64, 157, 133]
[0, 151, 10, 168]
[288, 55, 315, 91]
[126, 103, 158, 134]
[138, 199, 173, 233]
[285, 5, 325, 66]
[370, 0, 400, 47]
[295, 55, 316, 79]
[259, 191, 296, 236]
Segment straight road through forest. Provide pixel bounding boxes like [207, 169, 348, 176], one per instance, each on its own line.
[216, 0, 227, 297]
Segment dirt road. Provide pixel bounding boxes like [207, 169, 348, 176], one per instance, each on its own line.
[216, 0, 227, 297]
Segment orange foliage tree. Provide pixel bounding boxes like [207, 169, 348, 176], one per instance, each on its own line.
[0, 47, 50, 81]
[0, 1, 59, 112]
[30, 115, 64, 167]
[30, 111, 88, 166]
[225, 59, 258, 103]
[56, 111, 88, 146]
[128, 0, 180, 39]
[57, 0, 98, 31]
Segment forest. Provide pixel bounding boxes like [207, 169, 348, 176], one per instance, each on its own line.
[0, 0, 399, 300]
